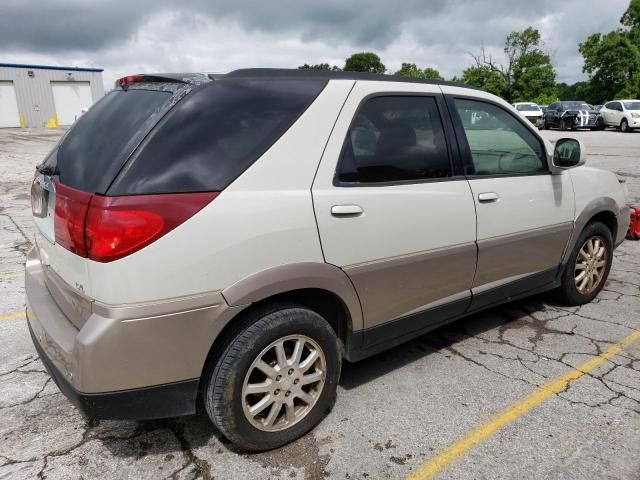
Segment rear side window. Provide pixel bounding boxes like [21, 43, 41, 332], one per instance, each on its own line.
[110, 79, 326, 194]
[51, 89, 173, 193]
[337, 96, 451, 184]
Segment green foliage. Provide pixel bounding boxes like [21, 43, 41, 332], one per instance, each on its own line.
[461, 65, 507, 97]
[579, 31, 640, 102]
[394, 63, 444, 80]
[506, 27, 557, 103]
[463, 27, 556, 103]
[556, 82, 589, 101]
[344, 52, 386, 74]
[579, 0, 640, 103]
[298, 63, 342, 71]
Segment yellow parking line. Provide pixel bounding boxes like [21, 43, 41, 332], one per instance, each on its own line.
[407, 329, 640, 480]
[0, 271, 23, 281]
[0, 311, 25, 321]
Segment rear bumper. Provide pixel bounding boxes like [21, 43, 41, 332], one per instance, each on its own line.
[28, 320, 198, 419]
[25, 245, 245, 419]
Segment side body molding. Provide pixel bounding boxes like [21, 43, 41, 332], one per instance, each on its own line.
[221, 262, 364, 332]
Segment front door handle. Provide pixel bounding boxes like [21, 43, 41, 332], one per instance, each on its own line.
[478, 192, 500, 203]
[331, 205, 363, 217]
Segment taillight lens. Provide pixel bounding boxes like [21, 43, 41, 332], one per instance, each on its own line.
[54, 183, 92, 257]
[85, 192, 217, 262]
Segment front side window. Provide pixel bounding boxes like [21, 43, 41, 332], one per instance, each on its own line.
[453, 98, 547, 176]
[337, 96, 451, 183]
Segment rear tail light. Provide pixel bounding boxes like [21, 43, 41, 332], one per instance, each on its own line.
[54, 183, 92, 257]
[85, 192, 217, 262]
[53, 181, 217, 262]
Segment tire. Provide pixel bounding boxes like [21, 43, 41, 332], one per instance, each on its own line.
[561, 118, 572, 131]
[621, 119, 630, 132]
[557, 221, 613, 306]
[204, 304, 341, 451]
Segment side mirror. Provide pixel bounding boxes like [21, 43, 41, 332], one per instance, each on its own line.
[552, 138, 586, 169]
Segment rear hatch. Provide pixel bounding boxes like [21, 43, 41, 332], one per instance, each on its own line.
[30, 75, 200, 325]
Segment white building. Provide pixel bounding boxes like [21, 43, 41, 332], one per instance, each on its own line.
[0, 63, 104, 128]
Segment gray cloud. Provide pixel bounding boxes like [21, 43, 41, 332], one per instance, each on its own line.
[0, 0, 630, 84]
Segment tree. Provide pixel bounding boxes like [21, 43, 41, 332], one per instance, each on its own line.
[395, 63, 443, 80]
[579, 0, 640, 102]
[465, 27, 556, 103]
[298, 63, 342, 71]
[461, 64, 507, 98]
[344, 52, 386, 74]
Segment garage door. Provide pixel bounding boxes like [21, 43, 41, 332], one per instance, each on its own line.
[0, 81, 20, 128]
[51, 82, 93, 125]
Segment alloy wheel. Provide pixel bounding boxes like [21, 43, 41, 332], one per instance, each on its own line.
[241, 335, 326, 432]
[574, 235, 608, 295]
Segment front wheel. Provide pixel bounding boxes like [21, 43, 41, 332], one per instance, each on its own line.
[557, 222, 613, 306]
[621, 119, 630, 132]
[561, 118, 573, 131]
[204, 304, 341, 451]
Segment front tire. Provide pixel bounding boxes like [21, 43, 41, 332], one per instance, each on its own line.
[204, 304, 341, 451]
[621, 119, 630, 132]
[557, 222, 613, 306]
[561, 118, 572, 131]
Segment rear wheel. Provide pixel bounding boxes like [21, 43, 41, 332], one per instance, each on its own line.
[557, 222, 613, 305]
[204, 304, 341, 451]
[621, 119, 630, 132]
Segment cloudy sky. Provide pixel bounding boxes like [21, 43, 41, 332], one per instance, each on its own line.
[0, 0, 630, 89]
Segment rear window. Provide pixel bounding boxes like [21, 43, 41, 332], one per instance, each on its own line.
[48, 88, 173, 193]
[109, 79, 327, 195]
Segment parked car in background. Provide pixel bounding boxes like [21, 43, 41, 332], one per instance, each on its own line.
[592, 105, 603, 111]
[513, 102, 544, 129]
[600, 100, 640, 132]
[26, 69, 629, 451]
[543, 101, 604, 130]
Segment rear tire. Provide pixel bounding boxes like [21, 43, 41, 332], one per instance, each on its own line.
[204, 304, 341, 451]
[557, 222, 613, 306]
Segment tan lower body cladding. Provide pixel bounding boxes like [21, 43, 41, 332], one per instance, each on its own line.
[344, 222, 574, 330]
[344, 243, 477, 329]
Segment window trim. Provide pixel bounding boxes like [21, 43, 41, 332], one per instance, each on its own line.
[332, 92, 464, 188]
[445, 94, 551, 179]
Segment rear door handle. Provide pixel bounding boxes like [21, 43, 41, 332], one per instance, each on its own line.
[331, 205, 363, 217]
[478, 192, 500, 203]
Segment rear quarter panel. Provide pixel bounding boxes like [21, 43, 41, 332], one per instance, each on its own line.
[87, 80, 356, 305]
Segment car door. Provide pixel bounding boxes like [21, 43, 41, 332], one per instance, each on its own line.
[443, 91, 575, 311]
[312, 81, 477, 347]
[614, 101, 625, 125]
[601, 102, 615, 125]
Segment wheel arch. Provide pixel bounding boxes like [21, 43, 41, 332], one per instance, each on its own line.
[562, 197, 620, 265]
[198, 263, 363, 388]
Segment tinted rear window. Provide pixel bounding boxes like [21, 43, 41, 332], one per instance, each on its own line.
[109, 79, 326, 195]
[51, 89, 173, 193]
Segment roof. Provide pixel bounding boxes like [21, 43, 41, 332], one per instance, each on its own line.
[0, 62, 103, 73]
[223, 68, 477, 90]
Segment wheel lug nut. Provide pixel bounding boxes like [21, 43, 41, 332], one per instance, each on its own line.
[274, 389, 280, 395]
[285, 391, 291, 397]
[288, 369, 294, 375]
[276, 375, 282, 381]
[293, 379, 299, 385]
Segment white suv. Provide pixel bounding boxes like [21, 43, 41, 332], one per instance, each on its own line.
[26, 69, 629, 451]
[600, 99, 640, 132]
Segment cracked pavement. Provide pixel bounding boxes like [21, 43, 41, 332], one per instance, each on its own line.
[0, 128, 639, 479]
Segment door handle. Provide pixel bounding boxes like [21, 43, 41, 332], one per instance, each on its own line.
[478, 192, 500, 203]
[331, 205, 363, 217]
